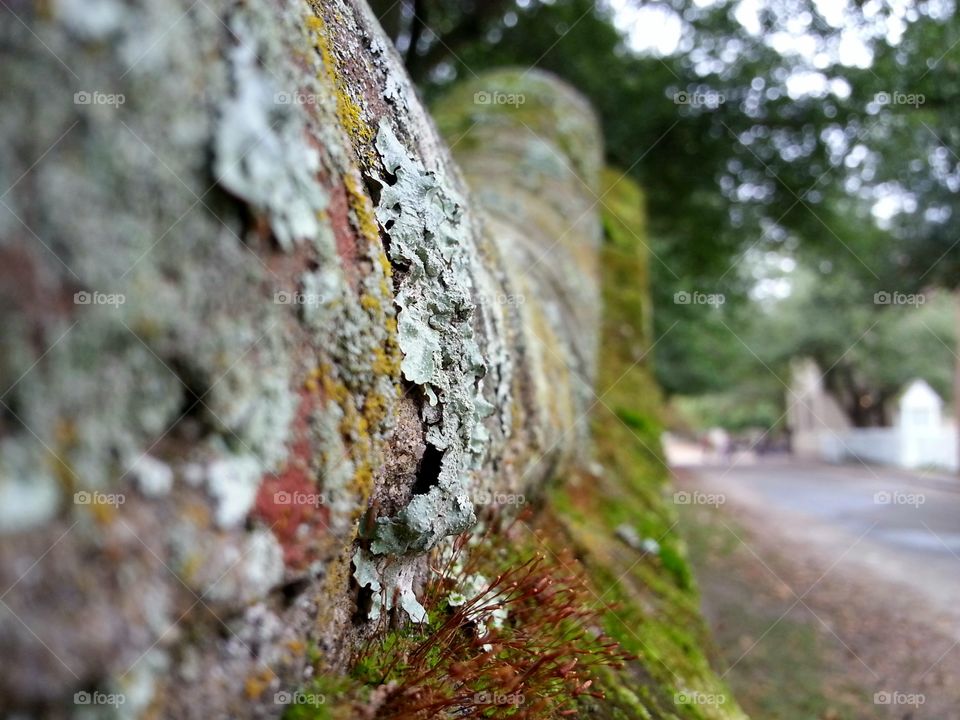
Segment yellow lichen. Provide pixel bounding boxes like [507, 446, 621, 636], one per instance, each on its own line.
[359, 294, 381, 313]
[356, 413, 369, 438]
[338, 397, 361, 440]
[183, 501, 211, 527]
[178, 551, 204, 585]
[377, 249, 393, 279]
[88, 498, 116, 525]
[318, 365, 349, 405]
[286, 639, 306, 656]
[362, 391, 389, 427]
[308, 10, 375, 158]
[374, 316, 403, 378]
[350, 462, 374, 499]
[371, 345, 401, 379]
[344, 171, 380, 247]
[314, 553, 353, 636]
[51, 418, 78, 495]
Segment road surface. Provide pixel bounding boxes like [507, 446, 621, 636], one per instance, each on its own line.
[677, 454, 960, 632]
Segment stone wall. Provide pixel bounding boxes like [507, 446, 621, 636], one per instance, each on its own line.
[0, 1, 601, 716]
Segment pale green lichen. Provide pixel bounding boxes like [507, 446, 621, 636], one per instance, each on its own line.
[0, 442, 61, 533]
[214, 13, 328, 252]
[206, 349, 297, 471]
[368, 122, 496, 555]
[206, 529, 285, 605]
[352, 548, 428, 623]
[205, 453, 263, 529]
[114, 647, 169, 719]
[53, 0, 127, 40]
[131, 454, 174, 498]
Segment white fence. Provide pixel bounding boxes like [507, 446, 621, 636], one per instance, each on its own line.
[790, 376, 958, 472]
[828, 426, 958, 472]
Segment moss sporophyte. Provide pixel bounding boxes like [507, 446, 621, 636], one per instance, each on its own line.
[289, 514, 631, 719]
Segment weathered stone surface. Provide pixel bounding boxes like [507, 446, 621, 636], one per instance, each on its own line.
[0, 1, 600, 717]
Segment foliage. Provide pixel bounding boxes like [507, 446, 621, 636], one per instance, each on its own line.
[671, 260, 957, 430]
[847, 7, 960, 288]
[749, 263, 955, 426]
[672, 389, 785, 433]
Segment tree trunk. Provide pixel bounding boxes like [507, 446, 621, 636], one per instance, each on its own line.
[0, 0, 600, 716]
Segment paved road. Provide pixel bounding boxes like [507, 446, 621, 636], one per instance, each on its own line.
[678, 457, 960, 626]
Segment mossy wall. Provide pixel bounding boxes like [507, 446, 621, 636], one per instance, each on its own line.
[1, 2, 603, 718]
[0, 1, 744, 717]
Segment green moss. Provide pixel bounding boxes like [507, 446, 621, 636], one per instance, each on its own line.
[281, 673, 354, 720]
[540, 169, 747, 719]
